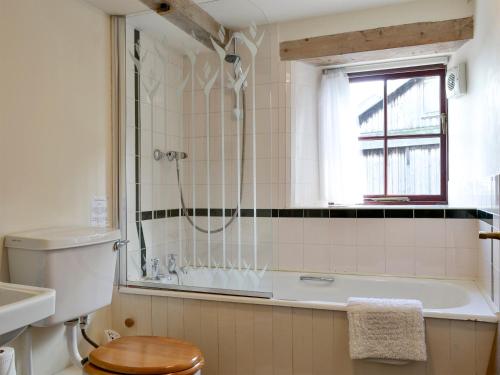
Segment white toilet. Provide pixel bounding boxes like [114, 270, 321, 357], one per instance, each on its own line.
[5, 227, 204, 375]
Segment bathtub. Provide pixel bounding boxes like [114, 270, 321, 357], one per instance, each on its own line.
[127, 269, 497, 323]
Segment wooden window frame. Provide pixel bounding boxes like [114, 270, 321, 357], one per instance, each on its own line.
[349, 64, 448, 204]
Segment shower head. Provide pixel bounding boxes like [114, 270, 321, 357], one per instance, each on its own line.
[224, 53, 240, 64]
[225, 52, 246, 91]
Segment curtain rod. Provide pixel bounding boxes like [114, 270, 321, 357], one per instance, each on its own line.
[322, 55, 450, 74]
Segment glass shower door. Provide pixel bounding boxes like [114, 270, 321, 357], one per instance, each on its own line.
[122, 10, 275, 298]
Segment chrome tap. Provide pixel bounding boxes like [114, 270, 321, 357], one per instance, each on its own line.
[150, 257, 160, 280]
[167, 253, 178, 274]
[166, 253, 181, 284]
[166, 253, 188, 284]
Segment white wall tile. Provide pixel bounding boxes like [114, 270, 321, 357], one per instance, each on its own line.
[140, 183, 153, 212]
[478, 221, 492, 291]
[127, 250, 143, 280]
[415, 219, 446, 248]
[127, 224, 140, 252]
[385, 219, 415, 247]
[446, 219, 478, 249]
[303, 218, 331, 245]
[446, 248, 477, 279]
[356, 219, 385, 247]
[278, 218, 303, 244]
[493, 237, 500, 270]
[477, 246, 492, 298]
[494, 266, 500, 310]
[415, 247, 446, 277]
[303, 245, 331, 273]
[356, 246, 385, 274]
[331, 219, 356, 246]
[278, 243, 303, 271]
[385, 246, 415, 276]
[330, 245, 356, 273]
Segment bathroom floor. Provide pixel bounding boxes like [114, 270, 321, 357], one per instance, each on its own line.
[54, 366, 80, 375]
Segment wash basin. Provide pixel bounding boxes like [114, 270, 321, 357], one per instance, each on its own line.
[0, 282, 55, 345]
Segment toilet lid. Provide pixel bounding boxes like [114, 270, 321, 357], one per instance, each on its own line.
[88, 336, 204, 375]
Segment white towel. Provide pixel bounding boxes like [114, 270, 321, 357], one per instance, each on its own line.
[347, 297, 427, 362]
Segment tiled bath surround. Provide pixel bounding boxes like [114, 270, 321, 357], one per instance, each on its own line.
[134, 207, 494, 280]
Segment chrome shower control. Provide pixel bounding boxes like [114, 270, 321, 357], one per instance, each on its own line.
[153, 149, 188, 161]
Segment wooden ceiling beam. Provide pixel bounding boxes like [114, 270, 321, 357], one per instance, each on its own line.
[280, 17, 474, 64]
[139, 0, 230, 50]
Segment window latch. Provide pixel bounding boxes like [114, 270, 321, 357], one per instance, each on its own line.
[440, 113, 447, 134]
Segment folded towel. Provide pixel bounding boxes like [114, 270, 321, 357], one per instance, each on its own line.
[347, 297, 427, 362]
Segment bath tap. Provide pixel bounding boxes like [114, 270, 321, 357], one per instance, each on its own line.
[167, 254, 187, 284]
[167, 253, 177, 274]
[150, 257, 160, 280]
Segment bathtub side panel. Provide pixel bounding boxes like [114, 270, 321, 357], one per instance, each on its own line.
[425, 318, 452, 374]
[111, 289, 497, 375]
[311, 309, 334, 375]
[273, 306, 293, 375]
[254, 305, 274, 374]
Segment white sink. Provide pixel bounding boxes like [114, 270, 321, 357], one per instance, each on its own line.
[0, 282, 55, 345]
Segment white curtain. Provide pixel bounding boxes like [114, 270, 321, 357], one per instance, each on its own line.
[318, 69, 365, 205]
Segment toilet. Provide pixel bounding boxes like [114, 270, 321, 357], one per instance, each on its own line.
[5, 227, 204, 375]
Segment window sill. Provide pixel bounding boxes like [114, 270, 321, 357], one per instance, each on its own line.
[291, 203, 470, 210]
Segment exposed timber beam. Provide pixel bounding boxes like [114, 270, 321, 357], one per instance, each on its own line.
[139, 0, 230, 50]
[280, 17, 474, 65]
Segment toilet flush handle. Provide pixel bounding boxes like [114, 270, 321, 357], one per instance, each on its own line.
[113, 239, 130, 251]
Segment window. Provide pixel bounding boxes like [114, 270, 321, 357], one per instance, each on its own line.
[349, 65, 447, 203]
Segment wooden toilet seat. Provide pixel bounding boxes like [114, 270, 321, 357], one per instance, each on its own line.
[83, 336, 204, 375]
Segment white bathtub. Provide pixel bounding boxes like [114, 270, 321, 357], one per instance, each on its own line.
[127, 269, 497, 322]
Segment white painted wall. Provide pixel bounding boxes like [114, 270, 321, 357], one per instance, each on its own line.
[277, 0, 474, 41]
[0, 0, 112, 372]
[447, 0, 500, 207]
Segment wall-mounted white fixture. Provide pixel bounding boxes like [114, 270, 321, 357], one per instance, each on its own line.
[5, 227, 121, 370]
[5, 227, 120, 326]
[446, 63, 467, 98]
[0, 282, 55, 346]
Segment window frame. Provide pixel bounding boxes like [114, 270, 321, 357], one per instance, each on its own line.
[349, 64, 448, 205]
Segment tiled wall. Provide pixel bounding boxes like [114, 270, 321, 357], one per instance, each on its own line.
[274, 208, 479, 280]
[477, 175, 500, 310]
[180, 24, 282, 210]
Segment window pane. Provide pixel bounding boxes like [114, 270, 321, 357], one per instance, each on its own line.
[387, 76, 441, 136]
[360, 139, 384, 195]
[387, 138, 441, 195]
[351, 80, 384, 137]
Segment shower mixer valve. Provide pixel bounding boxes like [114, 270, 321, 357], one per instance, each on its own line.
[153, 149, 188, 161]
